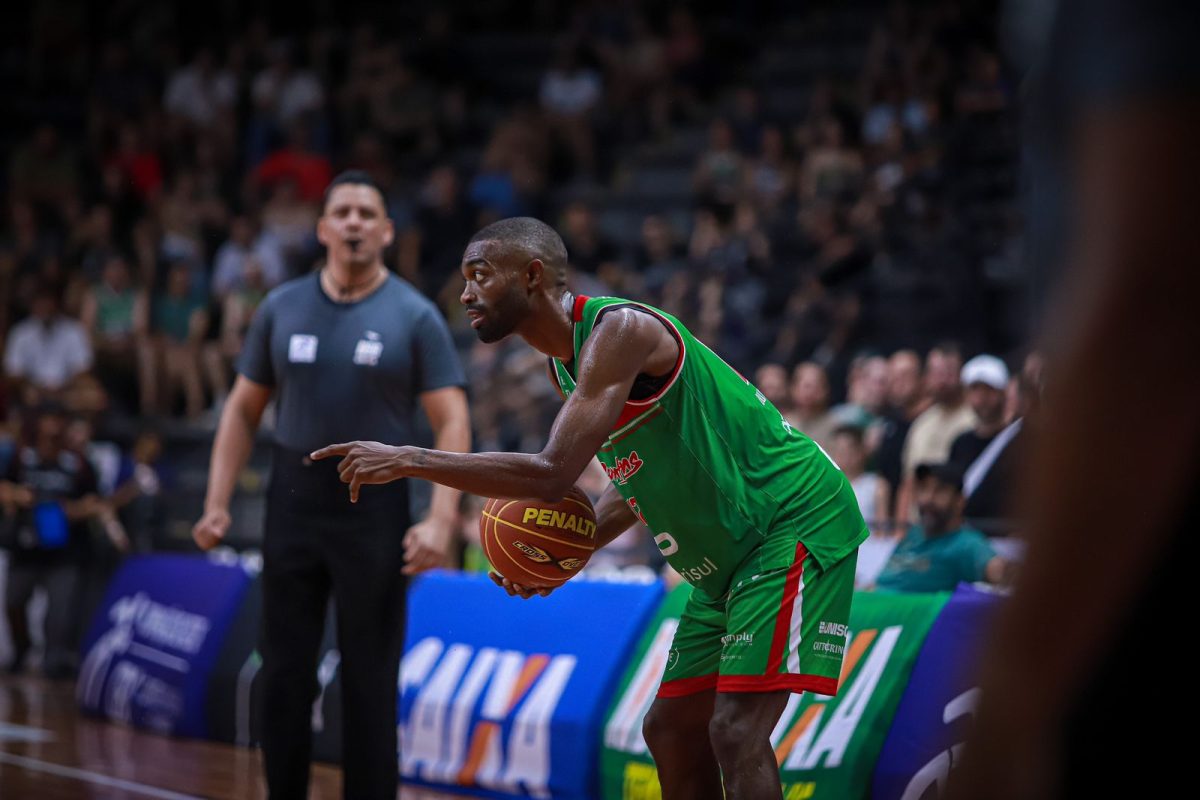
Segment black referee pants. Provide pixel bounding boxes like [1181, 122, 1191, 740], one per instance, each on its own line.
[259, 446, 409, 800]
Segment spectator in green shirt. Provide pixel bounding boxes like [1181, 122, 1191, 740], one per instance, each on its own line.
[874, 462, 1007, 593]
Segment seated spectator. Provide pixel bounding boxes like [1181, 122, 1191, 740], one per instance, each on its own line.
[539, 45, 602, 181]
[79, 255, 148, 415]
[211, 215, 287, 299]
[900, 343, 977, 519]
[107, 429, 170, 553]
[950, 354, 1010, 468]
[831, 425, 896, 588]
[260, 178, 318, 275]
[800, 117, 863, 201]
[253, 122, 333, 205]
[785, 362, 838, 451]
[4, 284, 95, 409]
[743, 125, 795, 213]
[0, 403, 102, 677]
[873, 462, 1007, 593]
[832, 353, 890, 434]
[141, 261, 209, 418]
[753, 363, 790, 414]
[560, 201, 621, 278]
[694, 118, 743, 204]
[219, 257, 269, 371]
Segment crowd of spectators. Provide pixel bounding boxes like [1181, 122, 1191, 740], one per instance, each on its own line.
[0, 0, 1025, 672]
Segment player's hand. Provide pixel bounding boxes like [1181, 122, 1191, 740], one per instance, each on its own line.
[402, 515, 455, 575]
[488, 571, 554, 599]
[193, 507, 231, 551]
[310, 441, 411, 503]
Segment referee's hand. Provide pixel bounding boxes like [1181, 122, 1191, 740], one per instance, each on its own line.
[193, 507, 231, 551]
[310, 441, 409, 503]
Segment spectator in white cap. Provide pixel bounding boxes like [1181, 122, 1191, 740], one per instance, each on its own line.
[950, 354, 1011, 469]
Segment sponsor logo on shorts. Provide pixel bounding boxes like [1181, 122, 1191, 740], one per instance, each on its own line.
[603, 451, 645, 485]
[512, 541, 551, 563]
[819, 622, 849, 638]
[666, 648, 680, 670]
[721, 632, 753, 647]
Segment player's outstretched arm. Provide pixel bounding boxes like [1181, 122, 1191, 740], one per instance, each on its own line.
[311, 309, 663, 503]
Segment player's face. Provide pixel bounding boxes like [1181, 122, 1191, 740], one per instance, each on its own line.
[318, 184, 394, 268]
[459, 241, 529, 343]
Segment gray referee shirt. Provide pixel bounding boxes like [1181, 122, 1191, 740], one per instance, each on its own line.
[237, 272, 466, 453]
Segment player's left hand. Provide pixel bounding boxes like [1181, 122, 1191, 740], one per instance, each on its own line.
[402, 515, 456, 575]
[310, 441, 413, 502]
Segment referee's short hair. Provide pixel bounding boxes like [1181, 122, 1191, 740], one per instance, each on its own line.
[468, 217, 569, 281]
[323, 170, 386, 212]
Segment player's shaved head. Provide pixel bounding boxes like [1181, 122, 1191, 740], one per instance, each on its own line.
[468, 217, 569, 287]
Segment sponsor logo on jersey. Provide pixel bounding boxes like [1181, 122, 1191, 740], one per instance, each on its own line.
[512, 541, 551, 563]
[676, 557, 718, 585]
[520, 508, 596, 538]
[603, 450, 644, 485]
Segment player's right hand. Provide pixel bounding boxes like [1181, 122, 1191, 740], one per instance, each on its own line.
[488, 571, 553, 599]
[192, 507, 231, 551]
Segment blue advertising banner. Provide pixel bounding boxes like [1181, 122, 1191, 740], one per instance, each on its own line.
[400, 572, 664, 800]
[871, 585, 1004, 800]
[76, 555, 253, 739]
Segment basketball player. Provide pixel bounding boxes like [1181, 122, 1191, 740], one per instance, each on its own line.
[312, 217, 867, 799]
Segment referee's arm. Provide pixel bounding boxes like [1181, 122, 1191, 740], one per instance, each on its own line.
[401, 385, 471, 574]
[193, 375, 273, 550]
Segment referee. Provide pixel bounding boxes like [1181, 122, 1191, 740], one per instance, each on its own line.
[192, 171, 470, 799]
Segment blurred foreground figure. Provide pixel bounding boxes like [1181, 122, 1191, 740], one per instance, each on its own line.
[952, 0, 1199, 797]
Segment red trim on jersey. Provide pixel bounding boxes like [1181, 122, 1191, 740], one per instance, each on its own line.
[656, 674, 719, 698]
[609, 403, 664, 437]
[717, 673, 840, 696]
[766, 542, 808, 676]
[619, 304, 687, 407]
[572, 294, 590, 322]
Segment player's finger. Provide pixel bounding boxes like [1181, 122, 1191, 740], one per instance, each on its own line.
[349, 475, 361, 503]
[338, 458, 356, 482]
[309, 443, 352, 461]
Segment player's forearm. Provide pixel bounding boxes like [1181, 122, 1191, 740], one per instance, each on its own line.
[204, 403, 259, 512]
[426, 415, 472, 521]
[405, 447, 579, 502]
[595, 483, 636, 547]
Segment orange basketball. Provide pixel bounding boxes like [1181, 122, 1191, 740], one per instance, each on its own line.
[480, 486, 597, 588]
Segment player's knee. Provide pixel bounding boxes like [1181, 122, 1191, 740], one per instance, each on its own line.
[641, 701, 673, 753]
[707, 704, 764, 761]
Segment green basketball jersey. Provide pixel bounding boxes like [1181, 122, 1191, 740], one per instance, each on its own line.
[551, 296, 868, 599]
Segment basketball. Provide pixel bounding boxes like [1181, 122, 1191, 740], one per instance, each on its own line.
[480, 486, 597, 588]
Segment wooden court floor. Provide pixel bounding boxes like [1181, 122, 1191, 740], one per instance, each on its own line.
[0, 677, 464, 799]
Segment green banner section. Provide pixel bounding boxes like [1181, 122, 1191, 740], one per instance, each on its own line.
[600, 588, 948, 800]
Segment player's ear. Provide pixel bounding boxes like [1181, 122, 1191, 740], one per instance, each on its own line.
[526, 258, 545, 290]
[382, 218, 395, 249]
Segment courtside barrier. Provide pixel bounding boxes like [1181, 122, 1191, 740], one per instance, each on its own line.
[601, 586, 950, 800]
[77, 554, 254, 738]
[871, 585, 1002, 800]
[400, 571, 664, 799]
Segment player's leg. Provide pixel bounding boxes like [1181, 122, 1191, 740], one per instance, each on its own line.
[642, 692, 721, 800]
[711, 541, 858, 796]
[258, 488, 331, 798]
[709, 690, 791, 798]
[4, 562, 38, 672]
[645, 589, 725, 799]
